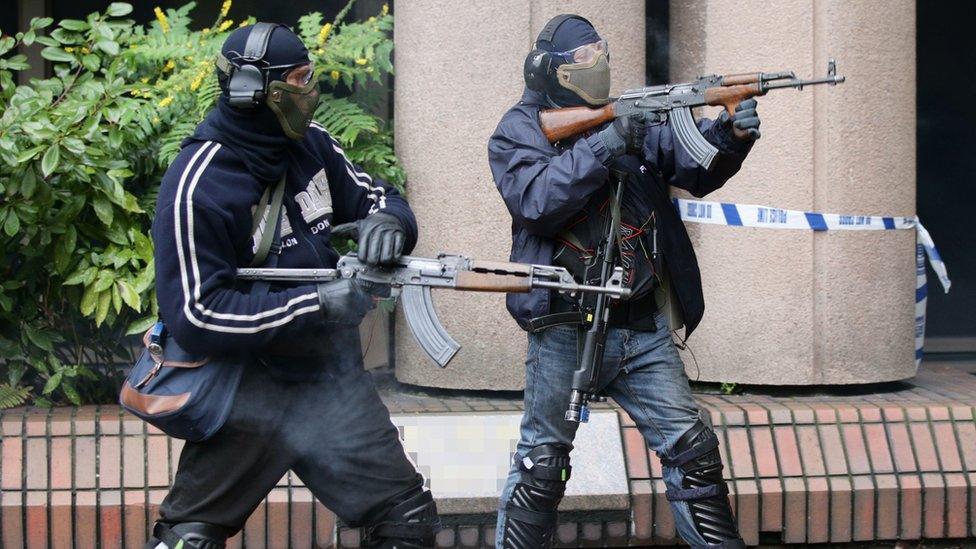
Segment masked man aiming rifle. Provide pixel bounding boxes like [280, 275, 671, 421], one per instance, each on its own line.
[488, 14, 759, 549]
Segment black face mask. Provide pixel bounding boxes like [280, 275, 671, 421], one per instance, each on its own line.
[192, 96, 294, 182]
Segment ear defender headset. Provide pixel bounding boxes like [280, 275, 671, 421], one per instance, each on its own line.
[215, 22, 286, 109]
[523, 14, 594, 92]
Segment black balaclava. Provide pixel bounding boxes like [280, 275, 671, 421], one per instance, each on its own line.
[188, 24, 311, 183]
[537, 17, 604, 107]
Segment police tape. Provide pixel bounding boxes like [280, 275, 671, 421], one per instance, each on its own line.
[672, 197, 951, 366]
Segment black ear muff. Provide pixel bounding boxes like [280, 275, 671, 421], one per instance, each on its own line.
[226, 22, 281, 109]
[522, 14, 595, 92]
[523, 50, 552, 92]
[227, 64, 267, 108]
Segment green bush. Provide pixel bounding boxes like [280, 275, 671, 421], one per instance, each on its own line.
[0, 0, 400, 407]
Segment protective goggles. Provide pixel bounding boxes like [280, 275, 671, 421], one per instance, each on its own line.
[282, 62, 315, 86]
[553, 39, 609, 65]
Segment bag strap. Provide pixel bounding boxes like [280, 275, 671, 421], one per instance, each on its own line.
[249, 174, 287, 267]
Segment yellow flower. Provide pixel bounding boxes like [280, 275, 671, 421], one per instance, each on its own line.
[220, 0, 232, 17]
[238, 20, 249, 28]
[158, 96, 173, 108]
[218, 20, 234, 32]
[366, 66, 374, 73]
[152, 117, 160, 124]
[154, 7, 170, 33]
[202, 27, 211, 35]
[355, 58, 368, 65]
[81, 47, 90, 54]
[140, 77, 149, 83]
[317, 23, 332, 45]
[64, 47, 75, 53]
[315, 48, 324, 55]
[190, 74, 204, 91]
[368, 16, 376, 23]
[164, 59, 176, 71]
[330, 70, 340, 80]
[382, 4, 389, 15]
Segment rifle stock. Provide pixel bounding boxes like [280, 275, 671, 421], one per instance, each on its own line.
[539, 103, 616, 143]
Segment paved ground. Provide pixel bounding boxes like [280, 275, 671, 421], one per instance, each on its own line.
[1, 357, 974, 547]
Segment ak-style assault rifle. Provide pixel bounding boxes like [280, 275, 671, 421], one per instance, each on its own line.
[539, 59, 846, 170]
[237, 252, 630, 368]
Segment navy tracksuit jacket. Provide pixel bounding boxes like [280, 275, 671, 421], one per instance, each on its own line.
[151, 122, 417, 356]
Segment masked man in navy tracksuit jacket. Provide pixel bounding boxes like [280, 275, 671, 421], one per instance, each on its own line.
[489, 15, 759, 549]
[146, 24, 439, 549]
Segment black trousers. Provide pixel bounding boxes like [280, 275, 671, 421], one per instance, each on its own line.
[156, 336, 424, 534]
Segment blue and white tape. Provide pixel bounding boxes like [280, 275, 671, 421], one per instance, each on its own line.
[673, 197, 951, 366]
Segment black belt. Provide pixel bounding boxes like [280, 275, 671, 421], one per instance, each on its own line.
[528, 292, 658, 333]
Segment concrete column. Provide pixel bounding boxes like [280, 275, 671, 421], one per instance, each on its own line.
[394, 2, 645, 389]
[670, 0, 916, 384]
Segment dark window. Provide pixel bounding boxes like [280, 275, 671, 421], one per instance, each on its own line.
[645, 0, 668, 85]
[917, 0, 976, 345]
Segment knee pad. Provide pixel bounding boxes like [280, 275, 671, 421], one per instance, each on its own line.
[146, 522, 229, 549]
[502, 443, 572, 549]
[662, 421, 743, 547]
[361, 488, 441, 548]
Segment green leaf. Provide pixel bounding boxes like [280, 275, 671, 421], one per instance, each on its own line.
[95, 40, 119, 56]
[79, 284, 98, 316]
[106, 3, 133, 17]
[59, 19, 89, 32]
[81, 53, 100, 72]
[126, 314, 156, 336]
[30, 17, 54, 30]
[3, 211, 19, 237]
[40, 46, 75, 63]
[61, 380, 81, 406]
[41, 145, 60, 177]
[92, 196, 113, 226]
[95, 290, 111, 326]
[42, 371, 63, 395]
[35, 36, 58, 47]
[20, 170, 37, 199]
[111, 284, 122, 314]
[93, 270, 115, 292]
[117, 279, 141, 311]
[24, 325, 54, 352]
[64, 265, 93, 286]
[16, 146, 45, 164]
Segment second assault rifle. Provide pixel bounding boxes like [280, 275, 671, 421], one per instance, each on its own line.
[539, 59, 846, 170]
[236, 253, 630, 368]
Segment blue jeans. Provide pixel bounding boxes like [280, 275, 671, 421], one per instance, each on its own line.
[496, 310, 718, 548]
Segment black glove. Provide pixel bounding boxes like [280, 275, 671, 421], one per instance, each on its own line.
[598, 112, 647, 157]
[730, 98, 761, 141]
[357, 213, 405, 266]
[316, 278, 376, 325]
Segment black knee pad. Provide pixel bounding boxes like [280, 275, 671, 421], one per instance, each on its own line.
[361, 488, 441, 548]
[145, 522, 229, 549]
[662, 421, 743, 547]
[502, 443, 572, 549]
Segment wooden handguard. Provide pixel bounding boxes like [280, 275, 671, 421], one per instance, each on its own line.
[704, 83, 765, 139]
[539, 103, 616, 143]
[455, 271, 532, 293]
[720, 72, 763, 86]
